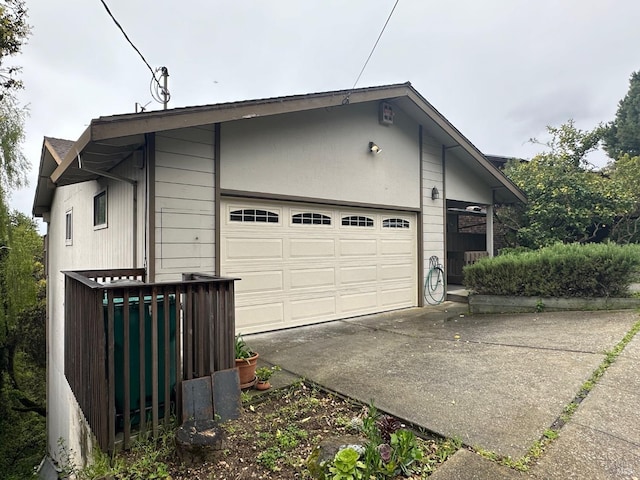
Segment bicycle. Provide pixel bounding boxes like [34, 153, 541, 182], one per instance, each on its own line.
[424, 255, 446, 305]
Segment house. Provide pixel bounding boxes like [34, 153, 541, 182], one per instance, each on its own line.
[33, 82, 525, 465]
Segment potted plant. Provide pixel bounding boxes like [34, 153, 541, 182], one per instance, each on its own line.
[235, 334, 259, 388]
[254, 365, 281, 391]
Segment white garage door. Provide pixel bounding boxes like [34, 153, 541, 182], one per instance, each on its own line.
[221, 198, 417, 333]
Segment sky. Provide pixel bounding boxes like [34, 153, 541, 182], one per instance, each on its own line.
[9, 0, 640, 223]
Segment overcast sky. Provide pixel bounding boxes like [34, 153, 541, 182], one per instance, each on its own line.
[9, 0, 640, 221]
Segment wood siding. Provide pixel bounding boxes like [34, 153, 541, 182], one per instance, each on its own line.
[421, 131, 445, 283]
[46, 157, 146, 464]
[155, 127, 216, 282]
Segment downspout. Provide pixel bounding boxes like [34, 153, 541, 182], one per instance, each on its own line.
[132, 183, 138, 267]
[441, 144, 447, 283]
[418, 125, 424, 307]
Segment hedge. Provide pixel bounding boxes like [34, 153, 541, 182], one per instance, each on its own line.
[463, 243, 640, 297]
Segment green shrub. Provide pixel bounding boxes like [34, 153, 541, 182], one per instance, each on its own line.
[463, 243, 640, 297]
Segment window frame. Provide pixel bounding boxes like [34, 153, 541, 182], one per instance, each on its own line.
[229, 208, 279, 224]
[341, 215, 374, 227]
[93, 189, 108, 229]
[291, 212, 332, 226]
[382, 218, 410, 229]
[65, 209, 73, 245]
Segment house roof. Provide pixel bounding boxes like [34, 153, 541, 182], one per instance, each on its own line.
[33, 82, 526, 216]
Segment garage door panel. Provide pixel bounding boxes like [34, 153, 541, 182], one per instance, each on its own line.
[290, 238, 335, 258]
[222, 199, 417, 333]
[229, 270, 283, 294]
[235, 302, 284, 330]
[380, 263, 414, 281]
[225, 237, 283, 259]
[380, 287, 414, 307]
[340, 239, 377, 256]
[340, 291, 378, 313]
[290, 267, 335, 289]
[381, 239, 414, 256]
[290, 296, 336, 321]
[340, 265, 377, 285]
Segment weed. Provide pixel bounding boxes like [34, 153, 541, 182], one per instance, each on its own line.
[257, 447, 281, 471]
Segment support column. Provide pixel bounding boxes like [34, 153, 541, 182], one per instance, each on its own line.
[486, 204, 494, 257]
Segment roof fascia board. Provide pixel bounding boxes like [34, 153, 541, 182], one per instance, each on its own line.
[89, 85, 412, 142]
[43, 138, 64, 165]
[32, 141, 54, 216]
[405, 89, 526, 203]
[50, 126, 91, 184]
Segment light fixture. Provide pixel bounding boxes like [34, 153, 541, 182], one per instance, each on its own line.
[431, 187, 440, 200]
[368, 141, 382, 154]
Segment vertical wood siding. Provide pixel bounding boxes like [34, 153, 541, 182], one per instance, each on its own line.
[155, 127, 216, 282]
[46, 156, 147, 464]
[421, 131, 445, 282]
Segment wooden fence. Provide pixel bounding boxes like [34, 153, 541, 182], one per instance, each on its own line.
[63, 269, 236, 452]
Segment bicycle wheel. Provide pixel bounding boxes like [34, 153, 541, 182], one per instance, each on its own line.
[424, 267, 446, 305]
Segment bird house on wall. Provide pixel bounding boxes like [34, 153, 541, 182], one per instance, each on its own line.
[379, 102, 394, 126]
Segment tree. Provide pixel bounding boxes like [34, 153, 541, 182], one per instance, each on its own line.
[0, 95, 27, 236]
[497, 121, 634, 249]
[607, 154, 640, 244]
[0, 0, 29, 97]
[0, 3, 41, 476]
[0, 213, 45, 479]
[603, 71, 640, 159]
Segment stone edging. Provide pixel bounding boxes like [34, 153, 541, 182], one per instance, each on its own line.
[468, 295, 640, 314]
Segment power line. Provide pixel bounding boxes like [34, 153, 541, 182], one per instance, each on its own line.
[98, 0, 169, 105]
[349, 0, 401, 93]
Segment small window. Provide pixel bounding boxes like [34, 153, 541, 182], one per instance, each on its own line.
[292, 213, 331, 225]
[65, 209, 73, 245]
[342, 215, 374, 227]
[94, 190, 107, 228]
[383, 218, 410, 228]
[230, 209, 279, 223]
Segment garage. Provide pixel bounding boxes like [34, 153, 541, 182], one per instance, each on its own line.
[221, 198, 418, 333]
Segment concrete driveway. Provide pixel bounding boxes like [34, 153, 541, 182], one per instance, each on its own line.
[246, 304, 640, 478]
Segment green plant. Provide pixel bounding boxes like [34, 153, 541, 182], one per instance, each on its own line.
[56, 438, 79, 479]
[390, 429, 423, 476]
[535, 299, 545, 312]
[257, 447, 281, 471]
[256, 365, 281, 382]
[464, 242, 640, 298]
[328, 447, 366, 480]
[235, 334, 255, 360]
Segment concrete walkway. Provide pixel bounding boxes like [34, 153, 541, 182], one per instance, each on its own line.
[247, 304, 640, 479]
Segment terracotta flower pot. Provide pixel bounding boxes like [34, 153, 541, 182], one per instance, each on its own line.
[235, 353, 259, 388]
[255, 381, 271, 391]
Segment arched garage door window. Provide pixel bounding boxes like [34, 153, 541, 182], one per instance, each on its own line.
[230, 209, 279, 223]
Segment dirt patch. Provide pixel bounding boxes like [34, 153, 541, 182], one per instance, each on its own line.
[167, 382, 458, 479]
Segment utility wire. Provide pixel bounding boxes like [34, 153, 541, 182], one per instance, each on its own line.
[98, 0, 164, 93]
[349, 0, 400, 93]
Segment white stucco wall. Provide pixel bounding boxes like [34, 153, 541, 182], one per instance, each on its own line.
[154, 126, 216, 282]
[220, 102, 421, 209]
[445, 151, 493, 204]
[46, 157, 146, 466]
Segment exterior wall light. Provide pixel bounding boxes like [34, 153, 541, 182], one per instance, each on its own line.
[368, 142, 382, 154]
[431, 187, 440, 200]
